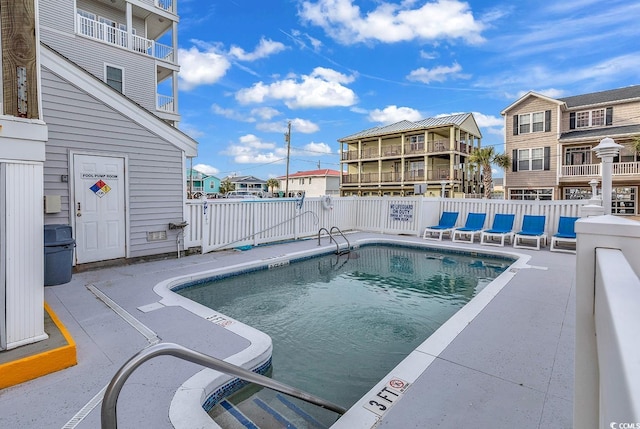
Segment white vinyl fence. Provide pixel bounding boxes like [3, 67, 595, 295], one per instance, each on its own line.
[184, 196, 589, 254]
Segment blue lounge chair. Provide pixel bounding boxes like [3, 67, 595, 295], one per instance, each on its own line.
[513, 215, 547, 250]
[452, 213, 487, 243]
[423, 211, 458, 240]
[550, 216, 579, 253]
[480, 214, 516, 247]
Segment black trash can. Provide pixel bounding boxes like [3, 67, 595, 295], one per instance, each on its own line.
[44, 224, 75, 286]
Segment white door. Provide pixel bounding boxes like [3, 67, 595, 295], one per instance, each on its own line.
[73, 154, 126, 263]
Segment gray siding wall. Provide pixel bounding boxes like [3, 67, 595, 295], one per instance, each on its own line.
[41, 67, 185, 258]
[39, 0, 155, 112]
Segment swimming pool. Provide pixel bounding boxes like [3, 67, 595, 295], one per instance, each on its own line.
[172, 243, 513, 424]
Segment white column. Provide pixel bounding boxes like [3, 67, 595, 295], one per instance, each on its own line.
[592, 137, 623, 215]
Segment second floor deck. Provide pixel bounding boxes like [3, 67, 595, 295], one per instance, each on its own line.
[560, 161, 640, 179]
[342, 140, 472, 161]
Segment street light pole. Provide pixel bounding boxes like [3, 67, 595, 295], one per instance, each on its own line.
[285, 121, 291, 196]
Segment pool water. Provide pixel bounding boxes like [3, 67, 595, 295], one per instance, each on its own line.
[178, 245, 510, 410]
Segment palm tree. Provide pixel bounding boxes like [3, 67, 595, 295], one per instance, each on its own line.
[266, 178, 280, 195]
[219, 178, 235, 195]
[468, 147, 511, 199]
[633, 136, 640, 156]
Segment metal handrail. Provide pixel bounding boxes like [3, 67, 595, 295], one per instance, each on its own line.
[318, 227, 350, 255]
[101, 342, 346, 428]
[330, 226, 351, 255]
[317, 227, 340, 254]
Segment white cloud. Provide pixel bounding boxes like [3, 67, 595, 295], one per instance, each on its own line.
[406, 62, 469, 83]
[472, 112, 502, 128]
[211, 104, 256, 122]
[223, 134, 287, 164]
[301, 142, 333, 155]
[251, 107, 281, 120]
[229, 37, 287, 61]
[235, 67, 357, 108]
[193, 163, 219, 175]
[256, 118, 320, 134]
[299, 0, 485, 45]
[178, 46, 231, 90]
[291, 118, 320, 133]
[513, 88, 566, 99]
[368, 105, 422, 124]
[419, 50, 438, 60]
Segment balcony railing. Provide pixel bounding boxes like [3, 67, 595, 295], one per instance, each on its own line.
[341, 169, 459, 184]
[381, 145, 402, 157]
[561, 162, 640, 177]
[155, 0, 175, 14]
[77, 15, 174, 63]
[361, 148, 378, 159]
[342, 139, 470, 162]
[157, 94, 174, 113]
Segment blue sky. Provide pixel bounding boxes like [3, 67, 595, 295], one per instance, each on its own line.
[174, 0, 640, 179]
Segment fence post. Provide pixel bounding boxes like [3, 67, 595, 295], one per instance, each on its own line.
[201, 199, 210, 253]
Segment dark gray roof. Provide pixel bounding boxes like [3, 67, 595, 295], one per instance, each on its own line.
[559, 85, 640, 108]
[339, 113, 472, 141]
[559, 124, 640, 141]
[225, 175, 267, 184]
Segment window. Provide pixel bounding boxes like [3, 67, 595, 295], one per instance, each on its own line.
[532, 112, 544, 132]
[509, 189, 553, 201]
[512, 147, 550, 172]
[517, 148, 545, 171]
[564, 187, 591, 200]
[514, 110, 551, 135]
[105, 64, 124, 93]
[576, 109, 604, 128]
[565, 146, 591, 165]
[570, 107, 612, 129]
[519, 114, 531, 134]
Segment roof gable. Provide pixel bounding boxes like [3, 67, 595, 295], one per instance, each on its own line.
[40, 44, 198, 157]
[501, 91, 563, 115]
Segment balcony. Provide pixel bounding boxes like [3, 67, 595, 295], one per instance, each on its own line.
[341, 169, 458, 184]
[77, 15, 174, 63]
[157, 94, 174, 113]
[560, 162, 640, 177]
[381, 145, 402, 157]
[155, 0, 175, 14]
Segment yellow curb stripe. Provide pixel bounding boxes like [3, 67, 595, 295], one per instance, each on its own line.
[0, 302, 77, 389]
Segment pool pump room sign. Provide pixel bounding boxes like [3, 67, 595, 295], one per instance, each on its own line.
[390, 203, 414, 222]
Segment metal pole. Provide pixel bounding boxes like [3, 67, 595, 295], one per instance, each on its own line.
[285, 121, 291, 196]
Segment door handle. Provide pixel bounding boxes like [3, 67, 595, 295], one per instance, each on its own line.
[76, 202, 82, 217]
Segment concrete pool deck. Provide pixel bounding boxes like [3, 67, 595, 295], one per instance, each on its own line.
[0, 232, 575, 428]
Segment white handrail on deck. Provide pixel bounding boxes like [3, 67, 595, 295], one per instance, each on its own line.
[594, 248, 640, 426]
[575, 215, 640, 428]
[77, 15, 174, 62]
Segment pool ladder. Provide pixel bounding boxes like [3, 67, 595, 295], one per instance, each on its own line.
[317, 226, 350, 255]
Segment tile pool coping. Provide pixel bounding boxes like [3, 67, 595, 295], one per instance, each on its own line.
[153, 237, 532, 429]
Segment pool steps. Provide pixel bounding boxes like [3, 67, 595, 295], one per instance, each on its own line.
[215, 393, 331, 429]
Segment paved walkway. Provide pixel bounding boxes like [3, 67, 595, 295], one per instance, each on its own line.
[0, 233, 574, 428]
